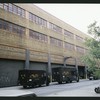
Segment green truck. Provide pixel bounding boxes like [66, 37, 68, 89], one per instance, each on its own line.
[52, 67, 79, 84]
[18, 70, 50, 88]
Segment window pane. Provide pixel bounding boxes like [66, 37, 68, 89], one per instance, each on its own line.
[0, 3, 3, 8]
[22, 9, 25, 17]
[8, 23, 13, 32]
[3, 21, 9, 30]
[9, 3, 13, 12]
[13, 24, 18, 33]
[4, 3, 9, 11]
[13, 5, 18, 14]
[0, 20, 3, 29]
[18, 7, 22, 16]
[29, 13, 32, 20]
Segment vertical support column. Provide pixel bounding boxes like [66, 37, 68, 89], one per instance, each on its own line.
[85, 66, 88, 79]
[25, 49, 30, 69]
[47, 53, 52, 82]
[75, 58, 78, 73]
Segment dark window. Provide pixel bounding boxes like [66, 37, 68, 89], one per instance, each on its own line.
[0, 20, 3, 29]
[3, 21, 9, 30]
[8, 23, 13, 32]
[13, 24, 18, 33]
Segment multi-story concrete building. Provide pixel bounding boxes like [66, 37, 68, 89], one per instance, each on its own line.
[0, 3, 90, 87]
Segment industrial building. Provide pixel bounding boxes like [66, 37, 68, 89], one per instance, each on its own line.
[0, 3, 90, 87]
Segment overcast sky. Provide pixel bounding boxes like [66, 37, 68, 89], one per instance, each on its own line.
[34, 4, 100, 34]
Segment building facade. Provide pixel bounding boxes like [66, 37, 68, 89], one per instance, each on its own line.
[0, 3, 90, 87]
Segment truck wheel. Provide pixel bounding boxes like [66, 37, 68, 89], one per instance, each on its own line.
[94, 87, 100, 93]
[58, 82, 62, 84]
[77, 78, 79, 82]
[46, 82, 49, 86]
[23, 86, 27, 88]
[70, 80, 72, 83]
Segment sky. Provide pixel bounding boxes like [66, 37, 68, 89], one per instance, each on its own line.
[34, 4, 100, 34]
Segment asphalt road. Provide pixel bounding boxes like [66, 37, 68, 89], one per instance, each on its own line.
[0, 79, 100, 97]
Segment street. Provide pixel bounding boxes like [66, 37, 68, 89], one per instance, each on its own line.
[0, 79, 100, 97]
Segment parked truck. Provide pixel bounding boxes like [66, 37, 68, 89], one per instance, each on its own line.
[18, 70, 50, 88]
[52, 66, 79, 84]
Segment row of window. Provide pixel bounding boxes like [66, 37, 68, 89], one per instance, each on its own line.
[29, 12, 47, 27]
[0, 18, 86, 53]
[29, 30, 48, 42]
[0, 3, 25, 18]
[0, 19, 25, 35]
[0, 3, 85, 42]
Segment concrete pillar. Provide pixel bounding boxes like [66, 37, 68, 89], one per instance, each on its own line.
[47, 53, 52, 82]
[25, 49, 30, 69]
[75, 58, 78, 73]
[85, 66, 88, 79]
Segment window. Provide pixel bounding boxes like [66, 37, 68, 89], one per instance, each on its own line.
[38, 17, 42, 25]
[13, 5, 18, 14]
[29, 12, 47, 27]
[29, 13, 33, 21]
[9, 3, 13, 12]
[13, 24, 17, 33]
[0, 19, 25, 36]
[64, 30, 74, 38]
[0, 3, 3, 8]
[18, 7, 22, 16]
[4, 3, 9, 11]
[32, 14, 35, 22]
[76, 46, 84, 53]
[64, 42, 74, 50]
[8, 23, 13, 32]
[50, 37, 63, 47]
[22, 9, 25, 17]
[49, 22, 62, 33]
[0, 20, 3, 29]
[35, 16, 39, 24]
[29, 29, 48, 42]
[76, 35, 84, 42]
[3, 21, 9, 30]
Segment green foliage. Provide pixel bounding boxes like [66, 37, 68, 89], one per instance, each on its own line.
[93, 69, 100, 79]
[81, 21, 100, 73]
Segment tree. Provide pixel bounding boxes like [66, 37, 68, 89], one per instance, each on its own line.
[81, 21, 100, 78]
